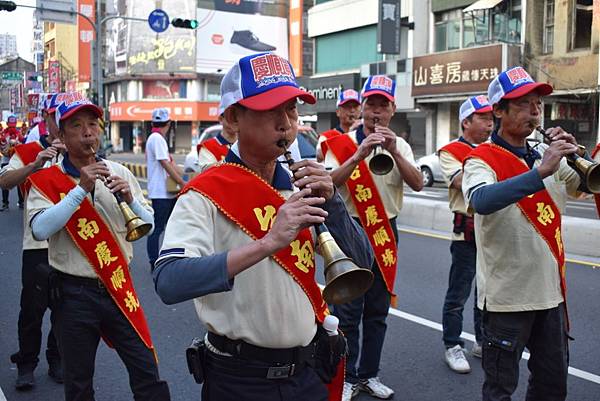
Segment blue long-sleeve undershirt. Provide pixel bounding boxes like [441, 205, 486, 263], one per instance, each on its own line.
[152, 190, 374, 305]
[31, 185, 154, 240]
[469, 169, 546, 215]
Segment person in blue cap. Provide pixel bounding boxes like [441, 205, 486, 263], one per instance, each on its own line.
[153, 52, 373, 401]
[463, 66, 594, 401]
[27, 94, 171, 401]
[438, 95, 493, 374]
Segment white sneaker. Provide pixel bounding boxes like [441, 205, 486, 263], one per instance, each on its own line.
[358, 377, 394, 399]
[342, 382, 358, 401]
[445, 344, 471, 373]
[471, 342, 482, 358]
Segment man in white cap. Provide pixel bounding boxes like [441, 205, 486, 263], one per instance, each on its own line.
[145, 107, 185, 270]
[153, 52, 373, 401]
[438, 95, 493, 374]
[324, 75, 423, 401]
[463, 66, 593, 401]
[316, 89, 361, 162]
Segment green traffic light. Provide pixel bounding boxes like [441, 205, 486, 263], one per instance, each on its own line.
[190, 20, 198, 29]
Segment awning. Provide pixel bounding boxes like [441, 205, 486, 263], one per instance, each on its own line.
[463, 0, 504, 13]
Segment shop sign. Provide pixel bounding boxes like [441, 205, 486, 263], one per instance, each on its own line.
[297, 73, 362, 114]
[412, 44, 506, 97]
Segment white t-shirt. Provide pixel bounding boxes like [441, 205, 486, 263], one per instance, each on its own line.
[146, 131, 174, 199]
[25, 125, 40, 144]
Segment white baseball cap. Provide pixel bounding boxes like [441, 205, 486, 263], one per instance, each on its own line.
[152, 108, 170, 123]
[459, 95, 493, 123]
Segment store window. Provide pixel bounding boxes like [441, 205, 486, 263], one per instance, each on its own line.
[435, 9, 462, 52]
[571, 0, 592, 50]
[543, 0, 554, 54]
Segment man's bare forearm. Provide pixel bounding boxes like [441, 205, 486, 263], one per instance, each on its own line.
[0, 162, 38, 190]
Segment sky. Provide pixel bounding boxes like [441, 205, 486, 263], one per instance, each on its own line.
[1, 0, 35, 62]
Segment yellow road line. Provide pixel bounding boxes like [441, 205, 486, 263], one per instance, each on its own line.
[398, 227, 600, 268]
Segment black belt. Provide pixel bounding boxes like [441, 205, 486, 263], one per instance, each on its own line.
[57, 271, 106, 290]
[206, 332, 316, 366]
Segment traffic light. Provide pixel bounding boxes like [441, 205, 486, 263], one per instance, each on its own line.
[0, 1, 16, 11]
[171, 18, 198, 29]
[28, 74, 43, 83]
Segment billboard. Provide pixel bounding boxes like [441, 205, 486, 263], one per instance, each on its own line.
[77, 0, 95, 83]
[195, 8, 288, 74]
[107, 0, 196, 75]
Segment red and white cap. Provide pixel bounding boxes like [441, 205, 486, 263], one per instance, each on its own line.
[488, 66, 553, 106]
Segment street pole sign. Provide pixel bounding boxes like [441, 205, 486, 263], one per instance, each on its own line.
[1, 71, 23, 81]
[148, 9, 169, 33]
[35, 0, 76, 25]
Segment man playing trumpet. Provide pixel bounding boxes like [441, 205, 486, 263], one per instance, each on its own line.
[26, 94, 171, 401]
[153, 52, 372, 401]
[462, 66, 593, 401]
[324, 75, 422, 400]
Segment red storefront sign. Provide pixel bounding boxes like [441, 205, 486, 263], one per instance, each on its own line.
[109, 101, 220, 122]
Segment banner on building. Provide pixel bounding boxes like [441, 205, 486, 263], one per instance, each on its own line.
[109, 0, 196, 75]
[411, 44, 520, 97]
[109, 101, 219, 122]
[77, 0, 95, 83]
[195, 8, 288, 74]
[377, 0, 401, 54]
[48, 60, 61, 92]
[289, 0, 303, 76]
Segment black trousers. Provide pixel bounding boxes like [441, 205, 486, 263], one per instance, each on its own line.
[13, 249, 60, 369]
[202, 350, 328, 401]
[482, 304, 569, 401]
[52, 277, 171, 401]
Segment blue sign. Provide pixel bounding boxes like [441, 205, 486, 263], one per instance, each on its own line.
[148, 9, 169, 33]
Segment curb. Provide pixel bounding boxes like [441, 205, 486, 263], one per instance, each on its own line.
[398, 197, 600, 259]
[122, 162, 147, 179]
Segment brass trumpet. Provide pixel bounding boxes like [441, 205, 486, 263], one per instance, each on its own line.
[93, 150, 152, 241]
[279, 140, 374, 304]
[535, 127, 600, 193]
[368, 117, 394, 175]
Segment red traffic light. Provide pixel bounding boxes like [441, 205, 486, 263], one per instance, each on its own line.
[0, 1, 16, 11]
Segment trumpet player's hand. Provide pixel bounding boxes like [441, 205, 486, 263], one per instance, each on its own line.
[290, 160, 334, 201]
[79, 162, 111, 192]
[538, 139, 578, 179]
[34, 147, 59, 168]
[51, 138, 67, 155]
[106, 175, 134, 204]
[352, 133, 384, 163]
[374, 126, 398, 154]
[544, 126, 577, 146]
[263, 188, 328, 252]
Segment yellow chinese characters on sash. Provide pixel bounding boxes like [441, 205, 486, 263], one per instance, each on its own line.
[325, 135, 398, 302]
[181, 164, 344, 401]
[27, 166, 155, 351]
[466, 144, 569, 328]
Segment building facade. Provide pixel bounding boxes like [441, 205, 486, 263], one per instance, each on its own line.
[0, 33, 17, 59]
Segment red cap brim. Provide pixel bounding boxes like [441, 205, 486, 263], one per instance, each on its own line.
[338, 98, 360, 107]
[474, 105, 493, 114]
[503, 82, 553, 100]
[239, 86, 316, 111]
[60, 104, 104, 121]
[362, 90, 394, 102]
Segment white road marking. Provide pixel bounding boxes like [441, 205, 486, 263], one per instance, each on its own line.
[389, 308, 600, 385]
[0, 385, 6, 401]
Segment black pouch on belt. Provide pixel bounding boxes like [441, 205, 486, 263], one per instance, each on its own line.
[453, 213, 475, 242]
[186, 337, 206, 384]
[47, 269, 63, 309]
[313, 325, 348, 384]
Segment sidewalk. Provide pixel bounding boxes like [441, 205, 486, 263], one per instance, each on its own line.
[398, 197, 600, 260]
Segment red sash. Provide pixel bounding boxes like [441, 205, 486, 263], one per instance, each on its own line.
[13, 141, 44, 195]
[439, 141, 473, 163]
[197, 138, 229, 162]
[467, 143, 569, 327]
[326, 135, 398, 302]
[27, 166, 156, 351]
[319, 129, 342, 157]
[592, 144, 600, 219]
[182, 163, 343, 401]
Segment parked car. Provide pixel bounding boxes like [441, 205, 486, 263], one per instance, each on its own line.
[184, 124, 318, 173]
[416, 152, 444, 187]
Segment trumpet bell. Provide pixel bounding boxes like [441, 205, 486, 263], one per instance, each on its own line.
[369, 147, 394, 175]
[318, 231, 374, 304]
[119, 202, 153, 242]
[570, 157, 600, 193]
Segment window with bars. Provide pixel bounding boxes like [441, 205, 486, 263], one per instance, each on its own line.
[543, 0, 554, 54]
